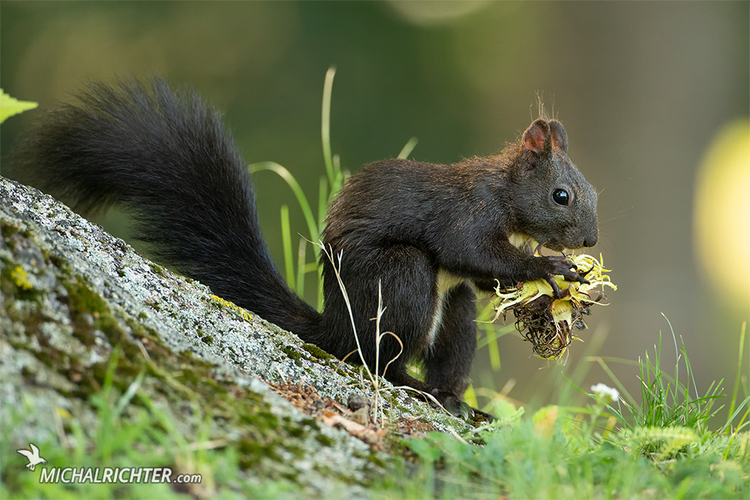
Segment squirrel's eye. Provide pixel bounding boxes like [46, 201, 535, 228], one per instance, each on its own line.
[552, 189, 569, 206]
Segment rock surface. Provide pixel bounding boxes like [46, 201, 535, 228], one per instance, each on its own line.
[0, 176, 471, 496]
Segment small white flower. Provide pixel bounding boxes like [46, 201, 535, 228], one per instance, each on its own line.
[590, 383, 619, 403]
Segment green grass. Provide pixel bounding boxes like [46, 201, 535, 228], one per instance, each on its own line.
[396, 321, 749, 499]
[4, 322, 747, 499]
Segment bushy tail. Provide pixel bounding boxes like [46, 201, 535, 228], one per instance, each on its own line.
[10, 78, 319, 333]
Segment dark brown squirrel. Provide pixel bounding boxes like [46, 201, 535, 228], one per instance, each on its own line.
[9, 78, 598, 420]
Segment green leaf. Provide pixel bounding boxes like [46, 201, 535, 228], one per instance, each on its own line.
[0, 89, 38, 123]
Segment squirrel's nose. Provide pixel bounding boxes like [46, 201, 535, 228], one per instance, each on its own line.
[583, 233, 598, 248]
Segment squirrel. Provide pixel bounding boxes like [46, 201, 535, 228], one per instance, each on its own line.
[9, 78, 598, 419]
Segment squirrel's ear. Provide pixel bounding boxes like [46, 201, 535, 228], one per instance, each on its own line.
[549, 120, 568, 153]
[522, 119, 550, 155]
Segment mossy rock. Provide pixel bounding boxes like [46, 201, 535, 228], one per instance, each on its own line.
[0, 176, 473, 498]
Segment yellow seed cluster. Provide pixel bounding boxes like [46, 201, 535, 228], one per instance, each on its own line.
[493, 240, 616, 359]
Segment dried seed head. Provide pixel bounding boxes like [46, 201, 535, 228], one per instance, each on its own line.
[494, 240, 616, 360]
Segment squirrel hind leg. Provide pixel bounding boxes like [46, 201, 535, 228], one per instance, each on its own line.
[422, 281, 495, 422]
[320, 242, 438, 365]
[388, 369, 495, 423]
[422, 281, 477, 397]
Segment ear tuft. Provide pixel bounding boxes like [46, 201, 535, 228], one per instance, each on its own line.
[522, 119, 550, 155]
[548, 120, 568, 153]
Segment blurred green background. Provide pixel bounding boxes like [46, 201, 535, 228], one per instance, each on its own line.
[2, 1, 748, 412]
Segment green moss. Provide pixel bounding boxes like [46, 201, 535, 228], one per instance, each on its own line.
[302, 343, 334, 361]
[316, 434, 335, 447]
[1, 222, 33, 254]
[48, 253, 72, 275]
[1, 222, 22, 251]
[66, 276, 107, 316]
[282, 345, 302, 361]
[237, 434, 283, 468]
[147, 262, 167, 277]
[63, 276, 126, 348]
[1, 221, 20, 240]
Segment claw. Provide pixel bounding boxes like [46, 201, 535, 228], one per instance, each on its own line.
[560, 252, 578, 270]
[579, 264, 595, 279]
[546, 274, 563, 298]
[544, 254, 590, 292]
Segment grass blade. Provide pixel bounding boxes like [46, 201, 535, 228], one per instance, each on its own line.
[322, 67, 337, 189]
[249, 161, 319, 245]
[728, 321, 747, 431]
[296, 237, 307, 297]
[280, 204, 295, 291]
[397, 137, 419, 159]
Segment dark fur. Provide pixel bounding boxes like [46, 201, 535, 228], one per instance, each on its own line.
[9, 78, 598, 413]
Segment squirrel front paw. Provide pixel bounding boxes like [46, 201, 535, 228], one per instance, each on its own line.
[542, 255, 589, 298]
